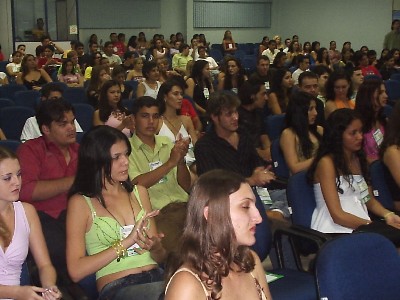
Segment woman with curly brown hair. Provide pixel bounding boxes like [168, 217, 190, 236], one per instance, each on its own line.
[165, 170, 271, 300]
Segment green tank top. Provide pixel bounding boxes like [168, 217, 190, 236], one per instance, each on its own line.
[83, 186, 156, 279]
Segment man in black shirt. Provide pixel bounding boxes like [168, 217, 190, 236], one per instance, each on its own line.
[249, 55, 271, 90]
[195, 91, 290, 259]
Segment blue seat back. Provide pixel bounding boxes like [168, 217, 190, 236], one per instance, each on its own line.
[14, 90, 40, 109]
[265, 114, 285, 141]
[72, 103, 94, 132]
[0, 84, 27, 101]
[124, 80, 139, 98]
[369, 160, 396, 210]
[316, 232, 400, 300]
[390, 73, 400, 82]
[287, 171, 316, 228]
[0, 106, 35, 140]
[385, 80, 400, 102]
[0, 98, 15, 109]
[63, 87, 88, 104]
[271, 138, 290, 179]
[0, 140, 22, 152]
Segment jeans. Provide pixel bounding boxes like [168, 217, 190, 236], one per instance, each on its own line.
[268, 189, 291, 218]
[98, 268, 164, 300]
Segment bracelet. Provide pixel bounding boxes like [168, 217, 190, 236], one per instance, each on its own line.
[111, 240, 127, 262]
[383, 211, 395, 219]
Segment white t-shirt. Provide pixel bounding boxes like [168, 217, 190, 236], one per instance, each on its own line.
[20, 116, 83, 142]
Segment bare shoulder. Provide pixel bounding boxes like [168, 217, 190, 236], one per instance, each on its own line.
[314, 155, 335, 182]
[383, 145, 400, 160]
[316, 125, 324, 135]
[165, 269, 207, 300]
[180, 115, 192, 126]
[21, 202, 38, 220]
[68, 193, 90, 213]
[250, 250, 267, 284]
[280, 127, 295, 139]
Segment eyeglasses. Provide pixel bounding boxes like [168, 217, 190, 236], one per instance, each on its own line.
[95, 56, 101, 59]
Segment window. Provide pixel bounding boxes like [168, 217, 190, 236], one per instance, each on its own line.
[13, 0, 78, 42]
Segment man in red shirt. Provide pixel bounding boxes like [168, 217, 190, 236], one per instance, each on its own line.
[18, 99, 78, 281]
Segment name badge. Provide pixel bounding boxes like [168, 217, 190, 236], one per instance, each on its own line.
[256, 187, 272, 206]
[120, 225, 141, 256]
[149, 161, 167, 183]
[372, 128, 383, 147]
[203, 88, 210, 100]
[356, 177, 370, 204]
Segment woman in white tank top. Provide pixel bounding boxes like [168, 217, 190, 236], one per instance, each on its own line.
[136, 61, 161, 99]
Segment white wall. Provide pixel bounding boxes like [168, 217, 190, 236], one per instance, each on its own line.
[78, 0, 187, 48]
[274, 0, 393, 52]
[186, 0, 278, 45]
[0, 0, 396, 58]
[0, 0, 13, 58]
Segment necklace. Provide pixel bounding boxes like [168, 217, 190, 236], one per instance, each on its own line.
[163, 115, 182, 137]
[97, 190, 136, 228]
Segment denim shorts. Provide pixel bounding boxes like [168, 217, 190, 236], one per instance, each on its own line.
[98, 268, 164, 300]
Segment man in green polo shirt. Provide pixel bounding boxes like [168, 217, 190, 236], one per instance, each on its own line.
[172, 43, 193, 76]
[128, 96, 191, 210]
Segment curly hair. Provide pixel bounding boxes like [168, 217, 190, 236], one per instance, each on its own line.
[98, 80, 129, 122]
[165, 170, 255, 299]
[222, 57, 246, 91]
[307, 108, 369, 191]
[354, 79, 386, 133]
[285, 91, 322, 159]
[316, 47, 331, 65]
[325, 70, 353, 102]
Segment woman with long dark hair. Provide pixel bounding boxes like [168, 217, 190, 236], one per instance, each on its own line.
[308, 109, 400, 233]
[66, 126, 165, 300]
[354, 79, 388, 163]
[16, 54, 52, 90]
[324, 70, 354, 119]
[185, 60, 213, 117]
[217, 57, 247, 93]
[280, 91, 323, 174]
[267, 68, 293, 114]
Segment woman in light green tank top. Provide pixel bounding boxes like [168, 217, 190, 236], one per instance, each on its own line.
[66, 126, 166, 300]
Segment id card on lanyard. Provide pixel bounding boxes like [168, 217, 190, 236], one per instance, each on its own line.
[149, 161, 167, 183]
[372, 128, 383, 147]
[356, 176, 371, 204]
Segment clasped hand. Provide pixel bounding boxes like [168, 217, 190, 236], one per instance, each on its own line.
[170, 134, 190, 165]
[126, 210, 163, 254]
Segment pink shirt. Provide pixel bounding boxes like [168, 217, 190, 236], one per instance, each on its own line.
[105, 111, 131, 137]
[0, 201, 30, 286]
[18, 137, 79, 218]
[363, 125, 385, 161]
